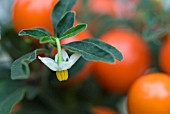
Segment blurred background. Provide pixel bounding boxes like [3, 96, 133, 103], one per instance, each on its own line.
[1, 0, 170, 114]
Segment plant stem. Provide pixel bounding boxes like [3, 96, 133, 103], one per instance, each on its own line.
[56, 38, 63, 64]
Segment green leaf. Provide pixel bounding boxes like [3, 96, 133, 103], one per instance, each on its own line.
[40, 36, 55, 44]
[0, 81, 26, 114]
[60, 23, 87, 40]
[56, 11, 75, 37]
[52, 0, 77, 36]
[11, 49, 48, 80]
[83, 39, 123, 61]
[62, 39, 122, 63]
[19, 28, 51, 40]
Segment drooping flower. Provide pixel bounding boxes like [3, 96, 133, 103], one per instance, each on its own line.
[38, 50, 80, 81]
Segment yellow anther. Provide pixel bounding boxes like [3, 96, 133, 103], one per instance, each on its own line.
[56, 70, 68, 81]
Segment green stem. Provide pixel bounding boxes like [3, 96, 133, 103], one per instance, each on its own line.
[56, 38, 63, 64]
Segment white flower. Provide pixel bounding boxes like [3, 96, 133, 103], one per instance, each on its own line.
[38, 50, 81, 81]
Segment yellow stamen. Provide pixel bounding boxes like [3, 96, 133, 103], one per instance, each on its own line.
[56, 70, 68, 81]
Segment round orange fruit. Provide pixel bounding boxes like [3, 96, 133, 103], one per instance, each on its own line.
[128, 73, 170, 114]
[12, 0, 58, 34]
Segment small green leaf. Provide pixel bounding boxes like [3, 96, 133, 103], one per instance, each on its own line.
[83, 39, 123, 61]
[19, 28, 51, 40]
[56, 11, 75, 37]
[60, 24, 87, 40]
[52, 0, 77, 36]
[11, 49, 48, 80]
[0, 81, 26, 114]
[40, 36, 55, 44]
[62, 39, 121, 63]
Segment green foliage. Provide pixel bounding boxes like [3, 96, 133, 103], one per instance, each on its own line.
[62, 39, 123, 63]
[52, 0, 77, 36]
[19, 28, 51, 40]
[0, 81, 26, 114]
[60, 23, 87, 40]
[56, 11, 75, 37]
[83, 39, 123, 61]
[11, 49, 48, 80]
[30, 23, 88, 44]
[40, 36, 55, 44]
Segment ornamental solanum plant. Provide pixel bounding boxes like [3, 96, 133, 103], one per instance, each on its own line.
[7, 0, 123, 113]
[2, 0, 170, 114]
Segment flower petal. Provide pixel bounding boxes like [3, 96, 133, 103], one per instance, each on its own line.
[62, 50, 69, 61]
[59, 53, 81, 70]
[55, 53, 58, 62]
[38, 56, 58, 71]
[69, 53, 81, 66]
